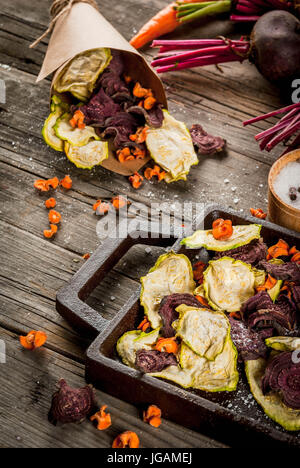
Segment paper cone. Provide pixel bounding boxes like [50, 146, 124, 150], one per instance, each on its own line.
[37, 2, 167, 175]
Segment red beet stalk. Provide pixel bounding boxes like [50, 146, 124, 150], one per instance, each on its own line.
[151, 38, 251, 73]
[243, 103, 300, 153]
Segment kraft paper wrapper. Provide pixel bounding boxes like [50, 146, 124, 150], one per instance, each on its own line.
[37, 2, 167, 176]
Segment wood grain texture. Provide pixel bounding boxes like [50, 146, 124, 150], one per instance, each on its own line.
[0, 0, 291, 448]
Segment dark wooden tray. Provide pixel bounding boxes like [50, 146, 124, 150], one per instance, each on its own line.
[56, 205, 300, 448]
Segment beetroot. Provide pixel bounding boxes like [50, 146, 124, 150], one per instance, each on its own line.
[49, 379, 96, 425]
[151, 11, 300, 84]
[262, 352, 300, 409]
[250, 10, 300, 83]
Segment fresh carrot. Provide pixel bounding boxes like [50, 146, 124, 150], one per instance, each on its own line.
[130, 1, 204, 49]
[90, 405, 112, 431]
[112, 431, 140, 448]
[155, 337, 178, 354]
[143, 405, 162, 428]
[20, 330, 47, 350]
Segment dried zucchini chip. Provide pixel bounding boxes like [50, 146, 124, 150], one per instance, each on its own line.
[42, 96, 69, 152]
[245, 358, 300, 431]
[175, 305, 229, 361]
[54, 48, 112, 101]
[65, 140, 109, 169]
[116, 328, 160, 368]
[180, 337, 239, 392]
[265, 336, 300, 352]
[140, 252, 196, 329]
[55, 113, 99, 147]
[146, 111, 198, 181]
[181, 224, 262, 250]
[204, 257, 257, 313]
[151, 333, 238, 392]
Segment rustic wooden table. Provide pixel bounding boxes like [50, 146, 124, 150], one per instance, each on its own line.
[0, 0, 288, 448]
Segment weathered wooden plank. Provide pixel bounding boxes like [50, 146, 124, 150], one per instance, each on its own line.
[0, 328, 226, 448]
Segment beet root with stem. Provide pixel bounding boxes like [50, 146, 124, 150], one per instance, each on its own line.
[250, 10, 300, 84]
[151, 10, 300, 85]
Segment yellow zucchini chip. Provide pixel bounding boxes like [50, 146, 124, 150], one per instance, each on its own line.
[42, 110, 64, 152]
[175, 305, 229, 361]
[65, 140, 109, 169]
[55, 113, 99, 147]
[203, 257, 258, 313]
[181, 224, 262, 250]
[245, 358, 300, 431]
[140, 252, 195, 329]
[116, 328, 160, 368]
[180, 337, 239, 392]
[42, 95, 69, 152]
[151, 334, 238, 392]
[146, 111, 198, 181]
[54, 48, 112, 101]
[265, 336, 300, 352]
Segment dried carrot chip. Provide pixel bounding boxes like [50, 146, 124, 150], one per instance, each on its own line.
[112, 196, 127, 210]
[95, 202, 110, 215]
[117, 147, 135, 163]
[133, 82, 149, 98]
[34, 179, 49, 192]
[193, 261, 206, 283]
[144, 165, 166, 182]
[212, 219, 233, 240]
[70, 110, 85, 129]
[112, 431, 140, 448]
[44, 224, 58, 239]
[60, 175, 72, 190]
[20, 330, 47, 350]
[45, 198, 57, 209]
[48, 210, 61, 224]
[256, 274, 277, 292]
[137, 316, 151, 333]
[250, 208, 267, 220]
[90, 405, 111, 431]
[129, 126, 149, 144]
[195, 295, 209, 308]
[129, 172, 143, 189]
[268, 239, 289, 259]
[144, 96, 156, 110]
[143, 405, 162, 428]
[47, 177, 59, 190]
[155, 337, 178, 354]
